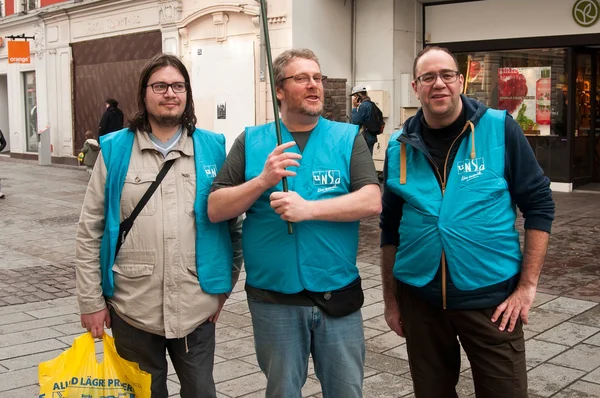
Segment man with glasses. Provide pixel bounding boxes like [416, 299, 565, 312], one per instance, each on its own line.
[379, 46, 554, 397]
[208, 48, 381, 398]
[76, 53, 242, 397]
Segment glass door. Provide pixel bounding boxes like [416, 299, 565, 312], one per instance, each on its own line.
[572, 51, 595, 186]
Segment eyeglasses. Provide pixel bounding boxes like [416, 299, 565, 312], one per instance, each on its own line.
[415, 71, 460, 86]
[280, 74, 327, 85]
[146, 82, 188, 94]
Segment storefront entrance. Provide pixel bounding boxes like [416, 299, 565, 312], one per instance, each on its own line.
[573, 49, 600, 189]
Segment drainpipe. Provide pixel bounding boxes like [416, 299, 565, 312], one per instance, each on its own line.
[351, 0, 356, 86]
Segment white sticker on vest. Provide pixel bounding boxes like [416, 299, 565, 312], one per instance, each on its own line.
[204, 164, 217, 178]
[312, 170, 341, 193]
[457, 157, 485, 182]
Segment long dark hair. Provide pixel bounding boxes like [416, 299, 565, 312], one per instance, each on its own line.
[129, 53, 197, 135]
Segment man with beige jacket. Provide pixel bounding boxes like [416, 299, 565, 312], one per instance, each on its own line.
[75, 53, 242, 398]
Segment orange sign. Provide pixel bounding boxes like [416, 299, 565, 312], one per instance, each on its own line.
[8, 41, 31, 64]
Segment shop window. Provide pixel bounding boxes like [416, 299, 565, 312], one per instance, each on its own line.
[457, 48, 569, 182]
[24, 72, 37, 153]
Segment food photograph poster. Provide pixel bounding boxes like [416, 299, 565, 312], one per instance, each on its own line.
[497, 67, 551, 136]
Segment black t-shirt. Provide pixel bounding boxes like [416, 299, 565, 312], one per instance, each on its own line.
[420, 107, 467, 180]
[212, 127, 379, 305]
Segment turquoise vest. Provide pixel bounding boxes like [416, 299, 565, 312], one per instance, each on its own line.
[386, 109, 522, 291]
[99, 128, 233, 297]
[243, 117, 360, 293]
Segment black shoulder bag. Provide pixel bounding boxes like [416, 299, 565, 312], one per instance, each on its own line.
[114, 159, 175, 259]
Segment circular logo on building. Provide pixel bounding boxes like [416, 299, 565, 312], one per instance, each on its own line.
[573, 0, 600, 27]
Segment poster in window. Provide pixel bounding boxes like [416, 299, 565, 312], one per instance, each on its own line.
[497, 67, 551, 136]
[467, 59, 484, 85]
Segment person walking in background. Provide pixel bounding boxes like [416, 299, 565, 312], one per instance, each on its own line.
[98, 98, 124, 137]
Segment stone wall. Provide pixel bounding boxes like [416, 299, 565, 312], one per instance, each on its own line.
[323, 78, 348, 122]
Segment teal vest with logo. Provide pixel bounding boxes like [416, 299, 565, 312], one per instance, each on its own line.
[243, 117, 360, 293]
[99, 128, 233, 297]
[386, 109, 522, 290]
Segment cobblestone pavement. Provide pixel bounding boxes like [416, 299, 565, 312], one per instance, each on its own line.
[1, 157, 600, 397]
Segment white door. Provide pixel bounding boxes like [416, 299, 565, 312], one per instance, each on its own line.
[191, 41, 255, 153]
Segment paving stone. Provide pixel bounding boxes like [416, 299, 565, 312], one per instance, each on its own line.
[524, 339, 569, 367]
[50, 321, 86, 335]
[539, 297, 598, 316]
[216, 371, 266, 397]
[548, 343, 600, 371]
[213, 359, 261, 383]
[584, 331, 600, 346]
[527, 363, 585, 397]
[0, 349, 64, 371]
[363, 288, 384, 307]
[0, 312, 35, 326]
[535, 322, 600, 346]
[215, 326, 253, 344]
[571, 305, 600, 328]
[361, 278, 382, 290]
[361, 302, 385, 321]
[365, 351, 410, 376]
[0, 384, 39, 397]
[524, 307, 574, 333]
[24, 304, 79, 319]
[582, 366, 600, 384]
[524, 328, 539, 340]
[363, 315, 390, 332]
[0, 366, 38, 392]
[166, 378, 180, 397]
[382, 343, 408, 361]
[0, 327, 65, 347]
[363, 372, 413, 397]
[533, 292, 559, 307]
[218, 311, 253, 329]
[553, 381, 600, 397]
[223, 300, 250, 315]
[365, 330, 405, 353]
[363, 326, 386, 340]
[0, 313, 80, 334]
[215, 336, 256, 360]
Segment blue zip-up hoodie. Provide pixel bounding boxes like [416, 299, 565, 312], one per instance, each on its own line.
[380, 96, 554, 309]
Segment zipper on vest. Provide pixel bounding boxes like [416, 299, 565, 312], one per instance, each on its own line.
[438, 122, 472, 310]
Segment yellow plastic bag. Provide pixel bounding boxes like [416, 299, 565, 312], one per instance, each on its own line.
[38, 332, 151, 398]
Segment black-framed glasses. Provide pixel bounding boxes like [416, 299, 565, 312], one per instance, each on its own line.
[147, 82, 188, 94]
[415, 71, 460, 86]
[280, 74, 327, 85]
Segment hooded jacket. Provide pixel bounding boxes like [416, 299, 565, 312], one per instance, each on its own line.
[380, 95, 554, 310]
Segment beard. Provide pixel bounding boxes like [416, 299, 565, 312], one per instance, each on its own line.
[149, 113, 182, 128]
[299, 103, 323, 116]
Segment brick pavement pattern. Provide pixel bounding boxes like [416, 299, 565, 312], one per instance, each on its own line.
[1, 158, 600, 397]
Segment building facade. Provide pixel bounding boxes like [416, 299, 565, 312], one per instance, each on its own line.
[3, 0, 596, 191]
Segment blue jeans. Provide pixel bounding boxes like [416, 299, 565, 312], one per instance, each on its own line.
[247, 299, 365, 398]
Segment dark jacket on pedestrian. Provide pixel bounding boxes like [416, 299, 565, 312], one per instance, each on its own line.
[98, 106, 124, 137]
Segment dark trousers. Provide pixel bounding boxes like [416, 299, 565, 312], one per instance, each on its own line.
[110, 308, 217, 398]
[396, 283, 528, 398]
